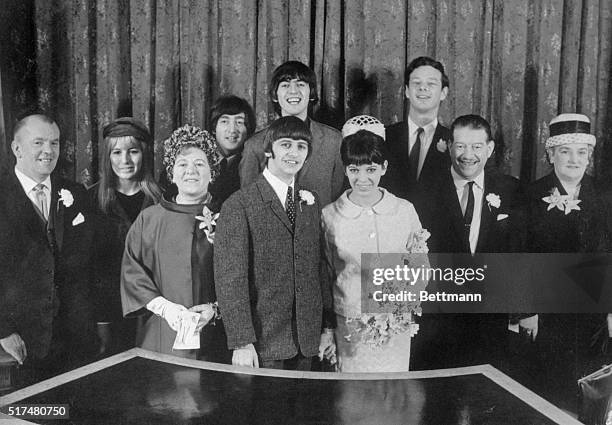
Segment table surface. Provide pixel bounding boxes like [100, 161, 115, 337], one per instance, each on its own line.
[0, 348, 582, 425]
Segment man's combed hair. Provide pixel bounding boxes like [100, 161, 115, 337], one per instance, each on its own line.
[404, 56, 449, 90]
[13, 113, 56, 140]
[209, 95, 256, 138]
[263, 116, 313, 159]
[341, 130, 386, 166]
[450, 114, 492, 142]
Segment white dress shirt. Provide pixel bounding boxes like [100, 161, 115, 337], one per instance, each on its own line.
[263, 168, 295, 210]
[451, 167, 485, 254]
[407, 116, 438, 178]
[14, 167, 52, 219]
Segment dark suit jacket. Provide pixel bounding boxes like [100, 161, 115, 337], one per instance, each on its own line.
[209, 153, 242, 210]
[381, 121, 451, 210]
[0, 169, 97, 361]
[413, 168, 524, 369]
[214, 175, 332, 361]
[239, 119, 344, 206]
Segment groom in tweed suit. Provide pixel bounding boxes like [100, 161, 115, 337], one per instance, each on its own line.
[215, 116, 334, 370]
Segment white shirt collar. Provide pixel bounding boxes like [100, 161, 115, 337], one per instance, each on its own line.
[263, 168, 295, 208]
[407, 116, 438, 138]
[14, 167, 52, 194]
[450, 167, 485, 192]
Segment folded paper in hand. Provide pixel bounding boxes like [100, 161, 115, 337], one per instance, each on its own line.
[172, 311, 201, 350]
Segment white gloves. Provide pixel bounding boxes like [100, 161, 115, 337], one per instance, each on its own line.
[146, 296, 189, 331]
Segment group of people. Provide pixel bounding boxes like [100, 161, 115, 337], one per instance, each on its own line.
[1, 56, 610, 414]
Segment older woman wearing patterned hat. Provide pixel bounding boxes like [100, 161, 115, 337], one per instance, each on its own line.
[120, 125, 230, 362]
[89, 117, 162, 356]
[322, 115, 429, 372]
[522, 113, 609, 412]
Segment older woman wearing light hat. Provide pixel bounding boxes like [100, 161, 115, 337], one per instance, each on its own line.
[521, 113, 609, 413]
[120, 125, 230, 362]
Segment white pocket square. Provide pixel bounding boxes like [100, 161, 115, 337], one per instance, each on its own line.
[496, 214, 509, 221]
[72, 212, 85, 226]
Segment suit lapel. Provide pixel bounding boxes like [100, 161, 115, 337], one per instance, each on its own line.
[8, 170, 48, 241]
[423, 124, 444, 170]
[476, 173, 494, 252]
[256, 176, 294, 234]
[50, 176, 65, 252]
[296, 120, 321, 179]
[440, 172, 465, 246]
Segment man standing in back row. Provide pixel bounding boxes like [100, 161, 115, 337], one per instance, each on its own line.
[382, 56, 451, 211]
[239, 60, 344, 207]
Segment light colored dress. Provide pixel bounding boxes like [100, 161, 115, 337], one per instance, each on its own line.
[322, 188, 426, 372]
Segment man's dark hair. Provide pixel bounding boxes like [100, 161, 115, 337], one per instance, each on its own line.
[450, 114, 492, 142]
[263, 116, 313, 160]
[340, 130, 385, 167]
[269, 61, 318, 115]
[404, 56, 449, 90]
[209, 95, 256, 138]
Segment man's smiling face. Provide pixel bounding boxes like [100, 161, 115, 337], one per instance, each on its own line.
[450, 126, 494, 180]
[276, 78, 310, 120]
[405, 65, 448, 114]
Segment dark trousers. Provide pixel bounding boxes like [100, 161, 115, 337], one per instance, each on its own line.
[260, 353, 313, 371]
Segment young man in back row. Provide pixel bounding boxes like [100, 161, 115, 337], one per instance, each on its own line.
[239, 61, 344, 207]
[381, 56, 451, 212]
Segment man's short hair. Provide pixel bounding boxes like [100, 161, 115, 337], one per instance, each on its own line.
[209, 95, 256, 138]
[404, 56, 449, 90]
[263, 116, 313, 160]
[450, 114, 492, 142]
[269, 61, 318, 115]
[13, 112, 57, 140]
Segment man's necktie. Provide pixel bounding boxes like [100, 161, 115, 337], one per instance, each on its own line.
[33, 183, 48, 221]
[463, 181, 475, 252]
[409, 127, 424, 182]
[219, 157, 228, 175]
[285, 186, 296, 227]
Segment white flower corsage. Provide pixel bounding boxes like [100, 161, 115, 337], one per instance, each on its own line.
[486, 193, 501, 210]
[436, 139, 448, 153]
[298, 190, 315, 211]
[542, 187, 581, 215]
[195, 206, 219, 243]
[406, 228, 430, 253]
[58, 189, 74, 207]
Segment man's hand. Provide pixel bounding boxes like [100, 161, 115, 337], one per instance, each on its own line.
[319, 329, 336, 365]
[0, 333, 27, 364]
[232, 343, 259, 368]
[189, 304, 216, 332]
[519, 314, 538, 342]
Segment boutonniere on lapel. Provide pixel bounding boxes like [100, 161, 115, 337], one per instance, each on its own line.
[195, 206, 219, 243]
[542, 187, 581, 215]
[485, 193, 501, 211]
[298, 190, 315, 211]
[58, 188, 74, 208]
[436, 139, 448, 153]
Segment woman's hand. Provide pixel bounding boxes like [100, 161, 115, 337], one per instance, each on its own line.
[189, 304, 216, 331]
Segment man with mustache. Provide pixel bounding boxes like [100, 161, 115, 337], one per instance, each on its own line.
[239, 61, 344, 206]
[381, 56, 451, 211]
[413, 114, 523, 370]
[0, 113, 97, 386]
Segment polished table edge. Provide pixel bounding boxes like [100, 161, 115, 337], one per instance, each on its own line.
[0, 348, 583, 425]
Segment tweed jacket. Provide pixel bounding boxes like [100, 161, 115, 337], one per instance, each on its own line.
[214, 174, 332, 361]
[239, 119, 344, 206]
[381, 121, 451, 212]
[0, 169, 97, 360]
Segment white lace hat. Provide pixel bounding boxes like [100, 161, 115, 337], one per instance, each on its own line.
[545, 113, 596, 149]
[341, 115, 386, 140]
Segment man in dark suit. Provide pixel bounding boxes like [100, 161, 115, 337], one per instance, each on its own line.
[413, 114, 523, 370]
[215, 116, 334, 371]
[208, 95, 256, 208]
[239, 61, 344, 207]
[382, 56, 451, 210]
[0, 114, 97, 385]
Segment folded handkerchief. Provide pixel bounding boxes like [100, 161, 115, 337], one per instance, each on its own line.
[72, 212, 85, 226]
[496, 213, 509, 221]
[172, 311, 201, 350]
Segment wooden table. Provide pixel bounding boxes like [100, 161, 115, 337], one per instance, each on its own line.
[0, 348, 582, 424]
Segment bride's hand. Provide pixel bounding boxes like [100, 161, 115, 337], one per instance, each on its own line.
[189, 304, 215, 331]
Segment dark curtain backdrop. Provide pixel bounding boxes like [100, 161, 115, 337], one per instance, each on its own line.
[3, 0, 612, 187]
